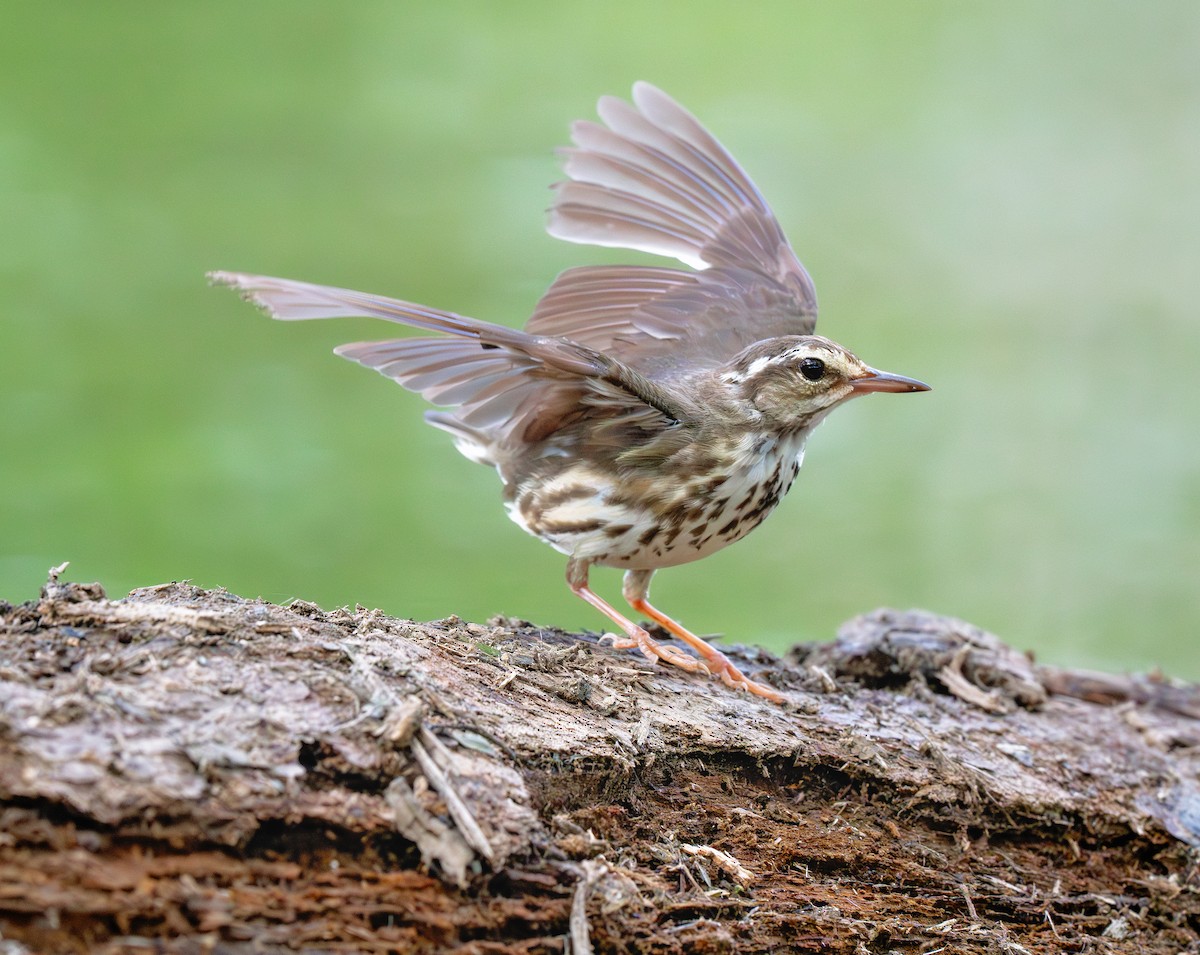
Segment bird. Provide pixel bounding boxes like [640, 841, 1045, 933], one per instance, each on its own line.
[210, 82, 929, 703]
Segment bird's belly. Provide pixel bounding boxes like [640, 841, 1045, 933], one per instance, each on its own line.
[505, 468, 658, 564]
[507, 439, 806, 570]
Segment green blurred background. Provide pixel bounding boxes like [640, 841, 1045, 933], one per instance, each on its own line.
[3, 2, 1197, 678]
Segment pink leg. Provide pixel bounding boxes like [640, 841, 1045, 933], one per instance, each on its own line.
[566, 560, 704, 674]
[622, 570, 785, 703]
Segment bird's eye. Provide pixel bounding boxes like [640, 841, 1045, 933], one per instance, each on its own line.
[799, 357, 826, 381]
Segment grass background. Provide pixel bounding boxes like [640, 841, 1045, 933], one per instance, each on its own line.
[3, 2, 1197, 678]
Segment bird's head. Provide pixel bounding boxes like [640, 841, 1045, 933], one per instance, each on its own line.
[721, 335, 930, 431]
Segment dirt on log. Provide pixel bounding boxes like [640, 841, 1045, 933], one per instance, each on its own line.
[1, 572, 1198, 954]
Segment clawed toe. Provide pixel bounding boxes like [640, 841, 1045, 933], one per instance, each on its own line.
[710, 658, 785, 702]
[599, 632, 637, 651]
[601, 629, 706, 673]
[653, 643, 707, 672]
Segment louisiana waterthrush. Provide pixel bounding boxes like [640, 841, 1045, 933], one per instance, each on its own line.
[212, 83, 929, 702]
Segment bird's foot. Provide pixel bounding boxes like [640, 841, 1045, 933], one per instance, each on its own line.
[603, 629, 783, 700]
[601, 629, 707, 674]
[620, 591, 785, 702]
[700, 650, 785, 703]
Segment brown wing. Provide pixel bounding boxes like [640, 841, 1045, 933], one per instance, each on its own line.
[538, 82, 816, 373]
[209, 272, 694, 458]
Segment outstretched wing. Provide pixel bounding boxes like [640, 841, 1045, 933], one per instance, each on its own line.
[527, 263, 814, 377]
[209, 272, 692, 458]
[536, 82, 817, 375]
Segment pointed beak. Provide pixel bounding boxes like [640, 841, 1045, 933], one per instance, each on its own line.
[850, 367, 931, 394]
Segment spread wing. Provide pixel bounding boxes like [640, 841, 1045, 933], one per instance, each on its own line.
[208, 272, 693, 461]
[211, 85, 815, 458]
[537, 82, 817, 375]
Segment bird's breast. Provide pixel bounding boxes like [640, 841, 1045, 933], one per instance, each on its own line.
[507, 430, 808, 569]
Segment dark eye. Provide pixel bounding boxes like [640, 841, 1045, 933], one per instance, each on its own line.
[799, 357, 825, 381]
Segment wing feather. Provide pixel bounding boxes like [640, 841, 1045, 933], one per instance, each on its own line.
[526, 264, 816, 377]
[209, 271, 691, 454]
[538, 84, 818, 374]
[547, 82, 817, 315]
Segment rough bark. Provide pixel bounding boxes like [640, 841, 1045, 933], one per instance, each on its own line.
[1, 570, 1197, 954]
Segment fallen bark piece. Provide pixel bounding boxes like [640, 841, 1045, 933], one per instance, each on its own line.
[0, 577, 1197, 953]
[679, 843, 756, 886]
[385, 775, 476, 888]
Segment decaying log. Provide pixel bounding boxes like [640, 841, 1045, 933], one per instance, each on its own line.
[0, 569, 1197, 953]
